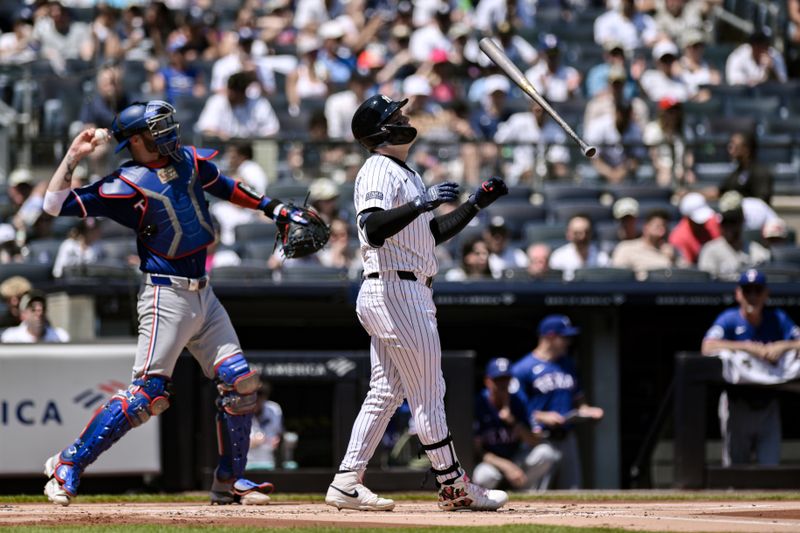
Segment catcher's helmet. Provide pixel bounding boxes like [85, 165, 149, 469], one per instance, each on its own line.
[111, 100, 182, 159]
[351, 94, 417, 151]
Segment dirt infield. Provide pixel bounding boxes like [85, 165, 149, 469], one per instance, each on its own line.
[3, 500, 800, 532]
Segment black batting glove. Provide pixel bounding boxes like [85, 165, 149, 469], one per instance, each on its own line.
[413, 181, 460, 213]
[469, 177, 508, 209]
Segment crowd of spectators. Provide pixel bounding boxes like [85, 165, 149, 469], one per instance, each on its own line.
[1, 0, 800, 284]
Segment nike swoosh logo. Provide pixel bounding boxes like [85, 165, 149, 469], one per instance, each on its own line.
[330, 485, 359, 498]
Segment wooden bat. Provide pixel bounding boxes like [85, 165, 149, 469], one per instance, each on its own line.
[479, 37, 597, 158]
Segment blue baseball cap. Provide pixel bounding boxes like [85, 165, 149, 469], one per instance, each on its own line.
[538, 314, 580, 337]
[485, 357, 512, 379]
[738, 269, 767, 287]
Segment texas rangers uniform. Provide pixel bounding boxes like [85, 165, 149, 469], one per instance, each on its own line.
[704, 306, 800, 465]
[511, 352, 583, 489]
[41, 101, 295, 506]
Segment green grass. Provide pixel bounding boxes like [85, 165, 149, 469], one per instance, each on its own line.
[2, 490, 800, 505]
[0, 527, 646, 533]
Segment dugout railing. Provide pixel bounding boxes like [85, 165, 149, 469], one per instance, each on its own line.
[673, 351, 800, 489]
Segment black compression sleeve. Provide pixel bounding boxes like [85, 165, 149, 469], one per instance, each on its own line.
[429, 201, 480, 245]
[361, 202, 420, 247]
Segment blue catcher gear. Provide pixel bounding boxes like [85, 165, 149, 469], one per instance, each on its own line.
[213, 354, 259, 480]
[115, 146, 216, 258]
[43, 376, 170, 505]
[112, 100, 182, 159]
[211, 354, 273, 505]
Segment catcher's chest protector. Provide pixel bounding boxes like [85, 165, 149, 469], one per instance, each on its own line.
[117, 147, 215, 258]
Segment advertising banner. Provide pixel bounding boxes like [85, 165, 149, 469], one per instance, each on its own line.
[0, 344, 160, 475]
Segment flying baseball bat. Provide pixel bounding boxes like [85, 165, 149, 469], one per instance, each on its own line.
[479, 37, 596, 158]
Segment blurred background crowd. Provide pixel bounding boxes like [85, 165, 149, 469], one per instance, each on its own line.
[2, 0, 800, 289]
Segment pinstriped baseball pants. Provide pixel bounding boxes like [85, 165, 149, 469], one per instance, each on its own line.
[340, 278, 458, 476]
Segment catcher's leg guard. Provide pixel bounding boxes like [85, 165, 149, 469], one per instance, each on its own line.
[44, 376, 170, 504]
[211, 354, 273, 505]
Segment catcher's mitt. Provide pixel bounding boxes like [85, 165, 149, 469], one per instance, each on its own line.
[276, 205, 330, 259]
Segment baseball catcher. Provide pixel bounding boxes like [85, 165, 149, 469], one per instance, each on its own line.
[40, 100, 319, 506]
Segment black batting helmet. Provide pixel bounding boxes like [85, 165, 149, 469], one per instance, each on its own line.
[351, 94, 417, 151]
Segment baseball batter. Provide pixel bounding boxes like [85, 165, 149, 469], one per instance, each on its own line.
[324, 94, 509, 512]
[40, 100, 309, 506]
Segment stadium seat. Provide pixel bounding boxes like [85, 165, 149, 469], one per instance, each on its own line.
[234, 222, 278, 243]
[266, 183, 310, 204]
[645, 268, 712, 282]
[280, 264, 349, 282]
[0, 263, 53, 283]
[61, 262, 139, 280]
[501, 267, 563, 282]
[542, 183, 604, 203]
[572, 267, 636, 282]
[729, 96, 781, 120]
[505, 186, 534, 202]
[25, 238, 63, 265]
[241, 240, 275, 261]
[523, 222, 567, 245]
[768, 246, 800, 266]
[51, 217, 82, 238]
[637, 201, 680, 222]
[211, 263, 271, 281]
[606, 184, 673, 202]
[595, 220, 622, 243]
[549, 201, 613, 224]
[755, 264, 800, 283]
[100, 238, 138, 261]
[756, 134, 793, 165]
[484, 202, 546, 239]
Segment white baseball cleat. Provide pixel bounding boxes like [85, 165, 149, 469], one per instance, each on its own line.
[43, 455, 72, 507]
[325, 471, 395, 511]
[437, 473, 508, 511]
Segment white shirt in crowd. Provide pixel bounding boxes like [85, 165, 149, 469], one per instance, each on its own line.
[594, 9, 657, 52]
[1, 324, 70, 343]
[325, 89, 359, 140]
[196, 94, 280, 138]
[725, 43, 788, 86]
[293, 0, 328, 30]
[210, 53, 276, 95]
[409, 24, 451, 63]
[52, 238, 102, 278]
[549, 242, 610, 281]
[525, 62, 580, 103]
[680, 58, 717, 93]
[639, 69, 694, 102]
[489, 248, 529, 278]
[494, 111, 570, 182]
[248, 400, 284, 466]
[236, 160, 269, 196]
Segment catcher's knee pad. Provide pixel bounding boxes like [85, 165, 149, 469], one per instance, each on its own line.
[215, 354, 259, 415]
[55, 376, 170, 490]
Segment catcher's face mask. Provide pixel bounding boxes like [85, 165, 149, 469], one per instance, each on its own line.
[145, 101, 182, 160]
[145, 100, 183, 159]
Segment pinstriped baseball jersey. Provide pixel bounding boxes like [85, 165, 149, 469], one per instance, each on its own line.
[354, 154, 437, 278]
[338, 152, 462, 482]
